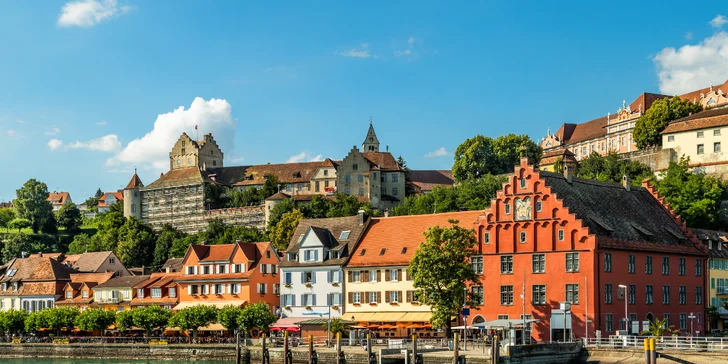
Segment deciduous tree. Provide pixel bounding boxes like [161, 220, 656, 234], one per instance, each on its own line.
[75, 308, 116, 333]
[0, 208, 15, 232]
[116, 217, 156, 267]
[7, 218, 31, 233]
[132, 305, 172, 337]
[268, 209, 303, 251]
[115, 310, 134, 332]
[56, 203, 82, 232]
[0, 309, 28, 335]
[576, 152, 653, 185]
[452, 134, 541, 182]
[237, 302, 277, 336]
[14, 179, 55, 234]
[42, 307, 80, 336]
[653, 157, 727, 229]
[2, 234, 33, 263]
[409, 220, 480, 334]
[633, 96, 702, 148]
[153, 225, 185, 268]
[169, 305, 218, 342]
[217, 305, 244, 334]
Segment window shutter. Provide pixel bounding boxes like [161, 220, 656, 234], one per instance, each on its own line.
[327, 271, 331, 283]
[363, 292, 369, 304]
[312, 272, 317, 284]
[338, 294, 342, 306]
[377, 270, 381, 282]
[302, 273, 306, 284]
[385, 269, 390, 281]
[385, 291, 390, 303]
[188, 285, 192, 295]
[291, 294, 296, 306]
[327, 294, 332, 306]
[398, 270, 402, 281]
[260, 265, 263, 273]
[377, 292, 381, 303]
[230, 264, 234, 273]
[312, 294, 316, 306]
[406, 269, 411, 281]
[364, 271, 369, 281]
[398, 291, 403, 303]
[406, 291, 412, 303]
[194, 266, 198, 275]
[348, 271, 353, 282]
[348, 292, 354, 304]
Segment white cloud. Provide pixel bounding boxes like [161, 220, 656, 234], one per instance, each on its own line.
[395, 36, 418, 58]
[67, 134, 121, 152]
[338, 43, 374, 58]
[96, 121, 107, 126]
[685, 32, 693, 40]
[48, 139, 64, 150]
[45, 126, 61, 136]
[57, 0, 132, 28]
[424, 147, 449, 158]
[286, 152, 323, 163]
[653, 31, 728, 95]
[16, 119, 25, 124]
[7, 129, 17, 137]
[710, 15, 727, 28]
[107, 97, 235, 171]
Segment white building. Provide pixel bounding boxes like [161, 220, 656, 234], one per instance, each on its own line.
[279, 213, 369, 321]
[662, 107, 728, 173]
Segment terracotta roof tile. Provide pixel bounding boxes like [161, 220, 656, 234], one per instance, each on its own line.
[95, 275, 150, 289]
[47, 192, 70, 205]
[361, 152, 402, 171]
[124, 173, 144, 190]
[69, 272, 115, 284]
[215, 161, 332, 187]
[144, 168, 204, 190]
[161, 258, 184, 273]
[60, 251, 114, 273]
[347, 211, 483, 267]
[410, 170, 455, 192]
[662, 107, 728, 134]
[97, 192, 123, 208]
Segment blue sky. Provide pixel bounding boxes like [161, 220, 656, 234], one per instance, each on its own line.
[1, 1, 727, 202]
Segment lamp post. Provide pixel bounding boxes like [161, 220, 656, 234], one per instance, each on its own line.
[618, 284, 628, 335]
[462, 288, 468, 351]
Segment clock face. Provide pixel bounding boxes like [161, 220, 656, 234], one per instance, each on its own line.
[368, 137, 373, 142]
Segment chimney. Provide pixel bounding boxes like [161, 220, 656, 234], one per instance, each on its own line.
[564, 165, 573, 183]
[622, 175, 631, 191]
[38, 252, 43, 258]
[357, 209, 366, 225]
[21, 251, 27, 259]
[166, 266, 172, 273]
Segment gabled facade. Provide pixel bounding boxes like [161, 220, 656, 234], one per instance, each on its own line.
[279, 214, 369, 320]
[60, 251, 131, 277]
[470, 158, 708, 341]
[0, 257, 74, 312]
[55, 272, 115, 310]
[131, 272, 180, 310]
[48, 192, 72, 212]
[98, 191, 123, 213]
[92, 275, 151, 311]
[174, 241, 280, 311]
[344, 211, 481, 338]
[662, 107, 728, 171]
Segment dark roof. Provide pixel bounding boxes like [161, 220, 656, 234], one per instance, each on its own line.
[211, 160, 336, 188]
[540, 171, 702, 253]
[144, 168, 205, 190]
[266, 192, 292, 201]
[95, 275, 150, 289]
[361, 152, 403, 171]
[410, 170, 455, 192]
[282, 215, 369, 268]
[692, 228, 728, 259]
[0, 257, 74, 283]
[662, 107, 728, 134]
[61, 251, 113, 273]
[161, 257, 184, 273]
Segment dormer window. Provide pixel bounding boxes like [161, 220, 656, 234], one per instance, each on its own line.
[380, 248, 386, 255]
[359, 249, 366, 256]
[203, 266, 211, 275]
[1, 283, 6, 291]
[339, 231, 351, 240]
[218, 265, 227, 274]
[82, 290, 88, 299]
[13, 282, 19, 290]
[401, 247, 407, 254]
[329, 251, 339, 259]
[66, 291, 72, 299]
[288, 253, 298, 261]
[137, 288, 144, 298]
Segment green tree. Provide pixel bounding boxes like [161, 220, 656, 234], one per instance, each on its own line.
[654, 157, 726, 229]
[42, 307, 80, 336]
[94, 188, 104, 198]
[397, 156, 416, 197]
[302, 195, 330, 219]
[67, 234, 105, 254]
[641, 318, 671, 337]
[75, 308, 116, 333]
[267, 199, 296, 229]
[452, 134, 541, 182]
[217, 305, 244, 334]
[0, 208, 15, 232]
[392, 175, 506, 216]
[94, 211, 127, 251]
[260, 175, 283, 200]
[153, 225, 185, 268]
[204, 184, 229, 209]
[576, 152, 653, 185]
[115, 310, 135, 332]
[7, 218, 31, 233]
[132, 305, 172, 337]
[24, 311, 45, 333]
[633, 96, 702, 148]
[227, 188, 263, 207]
[82, 196, 99, 213]
[237, 302, 277, 336]
[169, 235, 198, 258]
[56, 203, 82, 232]
[0, 309, 28, 335]
[409, 220, 480, 334]
[323, 318, 350, 337]
[327, 193, 377, 218]
[268, 209, 303, 251]
[116, 217, 156, 267]
[14, 179, 55, 234]
[169, 305, 218, 342]
[2, 234, 33, 263]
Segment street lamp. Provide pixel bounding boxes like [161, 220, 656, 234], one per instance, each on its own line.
[618, 285, 628, 335]
[462, 288, 468, 351]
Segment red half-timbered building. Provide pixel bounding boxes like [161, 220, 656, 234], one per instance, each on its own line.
[469, 157, 708, 342]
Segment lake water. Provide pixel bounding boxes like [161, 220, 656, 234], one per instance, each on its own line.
[0, 360, 230, 364]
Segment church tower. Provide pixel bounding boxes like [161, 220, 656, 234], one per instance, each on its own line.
[123, 170, 144, 220]
[361, 119, 380, 152]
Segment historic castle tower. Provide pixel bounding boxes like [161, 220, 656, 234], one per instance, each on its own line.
[169, 132, 224, 171]
[362, 120, 380, 152]
[122, 171, 144, 220]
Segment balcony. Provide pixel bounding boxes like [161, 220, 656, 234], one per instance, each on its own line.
[717, 286, 728, 295]
[96, 297, 122, 304]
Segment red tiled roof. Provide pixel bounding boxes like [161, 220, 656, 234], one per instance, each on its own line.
[347, 211, 483, 267]
[174, 272, 253, 281]
[124, 173, 144, 190]
[144, 168, 205, 190]
[662, 107, 728, 134]
[47, 192, 70, 205]
[410, 170, 454, 192]
[678, 79, 728, 104]
[361, 152, 402, 171]
[97, 192, 123, 208]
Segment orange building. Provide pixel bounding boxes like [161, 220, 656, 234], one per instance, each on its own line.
[469, 158, 707, 342]
[56, 272, 115, 310]
[174, 242, 281, 312]
[131, 272, 180, 310]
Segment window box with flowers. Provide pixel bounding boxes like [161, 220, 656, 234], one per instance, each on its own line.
[284, 283, 292, 288]
[305, 282, 313, 288]
[331, 305, 339, 310]
[285, 306, 291, 310]
[331, 282, 339, 287]
[305, 306, 312, 310]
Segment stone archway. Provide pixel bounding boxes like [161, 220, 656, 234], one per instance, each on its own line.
[472, 315, 486, 325]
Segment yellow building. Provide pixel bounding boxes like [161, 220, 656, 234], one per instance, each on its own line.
[538, 147, 577, 173]
[92, 275, 150, 311]
[695, 229, 728, 331]
[343, 211, 482, 338]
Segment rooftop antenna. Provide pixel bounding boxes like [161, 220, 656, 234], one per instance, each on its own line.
[369, 116, 372, 125]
